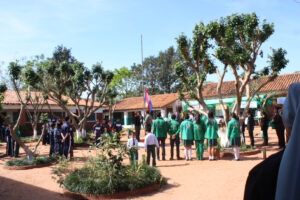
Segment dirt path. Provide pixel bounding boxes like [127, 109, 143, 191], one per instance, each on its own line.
[0, 128, 282, 200]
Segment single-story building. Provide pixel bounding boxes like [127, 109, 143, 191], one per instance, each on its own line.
[111, 72, 300, 127]
[1, 90, 104, 136]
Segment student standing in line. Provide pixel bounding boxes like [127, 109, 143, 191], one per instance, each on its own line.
[127, 131, 139, 164]
[93, 120, 104, 146]
[180, 114, 194, 161]
[61, 117, 71, 159]
[54, 122, 63, 155]
[144, 129, 159, 167]
[194, 114, 205, 160]
[168, 114, 181, 160]
[227, 113, 241, 161]
[205, 111, 218, 161]
[5, 124, 14, 157]
[113, 118, 122, 141]
[152, 112, 168, 161]
[49, 123, 56, 156]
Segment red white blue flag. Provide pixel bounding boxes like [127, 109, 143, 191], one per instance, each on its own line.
[144, 88, 152, 112]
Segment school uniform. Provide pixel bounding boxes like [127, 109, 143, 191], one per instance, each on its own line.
[5, 127, 14, 157]
[93, 124, 104, 145]
[144, 132, 159, 167]
[193, 120, 205, 160]
[168, 119, 180, 159]
[273, 113, 285, 148]
[261, 116, 269, 145]
[54, 128, 63, 155]
[133, 115, 142, 141]
[247, 115, 255, 146]
[152, 117, 168, 160]
[113, 121, 122, 133]
[42, 123, 49, 145]
[144, 114, 153, 132]
[204, 118, 218, 146]
[127, 138, 139, 164]
[49, 127, 55, 156]
[61, 122, 71, 158]
[227, 119, 241, 147]
[180, 119, 194, 146]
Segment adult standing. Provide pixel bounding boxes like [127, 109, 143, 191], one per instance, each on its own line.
[180, 114, 194, 161]
[247, 111, 255, 146]
[152, 112, 168, 161]
[168, 114, 181, 160]
[133, 112, 142, 141]
[144, 111, 153, 132]
[261, 112, 269, 146]
[204, 111, 218, 161]
[227, 113, 241, 161]
[273, 107, 285, 149]
[54, 122, 63, 155]
[61, 116, 71, 159]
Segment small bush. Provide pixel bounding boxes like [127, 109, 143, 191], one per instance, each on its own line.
[5, 155, 58, 166]
[54, 134, 164, 195]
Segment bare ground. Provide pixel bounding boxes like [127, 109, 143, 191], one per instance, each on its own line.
[0, 127, 282, 200]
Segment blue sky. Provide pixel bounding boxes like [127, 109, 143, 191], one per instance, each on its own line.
[0, 0, 299, 82]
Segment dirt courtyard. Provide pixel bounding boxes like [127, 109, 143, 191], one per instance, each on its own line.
[0, 128, 282, 200]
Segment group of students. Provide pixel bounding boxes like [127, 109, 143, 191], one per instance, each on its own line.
[48, 116, 74, 158]
[126, 110, 244, 167]
[93, 118, 123, 145]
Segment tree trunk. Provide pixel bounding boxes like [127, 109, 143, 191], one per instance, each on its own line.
[8, 125, 34, 161]
[33, 124, 46, 154]
[76, 129, 86, 140]
[33, 124, 38, 138]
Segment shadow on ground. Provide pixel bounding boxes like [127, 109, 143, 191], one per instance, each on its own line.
[0, 176, 69, 200]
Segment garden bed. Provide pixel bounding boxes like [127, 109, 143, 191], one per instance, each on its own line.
[4, 156, 57, 170]
[63, 183, 162, 200]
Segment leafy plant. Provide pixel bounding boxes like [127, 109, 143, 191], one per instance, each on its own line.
[53, 133, 164, 195]
[5, 155, 59, 166]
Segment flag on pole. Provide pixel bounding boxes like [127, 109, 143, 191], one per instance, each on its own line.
[144, 88, 152, 113]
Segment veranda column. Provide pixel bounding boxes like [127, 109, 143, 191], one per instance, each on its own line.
[124, 111, 129, 126]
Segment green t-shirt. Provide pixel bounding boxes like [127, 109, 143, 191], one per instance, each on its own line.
[180, 120, 194, 140]
[204, 118, 219, 139]
[168, 119, 180, 136]
[152, 118, 168, 138]
[193, 120, 205, 141]
[227, 119, 241, 139]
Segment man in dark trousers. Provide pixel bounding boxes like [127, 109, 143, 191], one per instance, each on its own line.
[273, 107, 285, 148]
[133, 112, 142, 141]
[61, 117, 71, 159]
[152, 112, 168, 160]
[247, 111, 255, 147]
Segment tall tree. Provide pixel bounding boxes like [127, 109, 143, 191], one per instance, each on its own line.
[25, 46, 113, 139]
[207, 13, 288, 117]
[175, 22, 216, 114]
[110, 67, 136, 98]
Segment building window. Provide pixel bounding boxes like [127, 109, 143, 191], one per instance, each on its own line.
[13, 112, 19, 123]
[87, 113, 96, 122]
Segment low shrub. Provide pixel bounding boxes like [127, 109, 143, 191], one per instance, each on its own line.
[5, 155, 58, 166]
[53, 134, 164, 195]
[22, 137, 39, 143]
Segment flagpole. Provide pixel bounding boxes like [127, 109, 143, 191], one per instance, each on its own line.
[141, 34, 145, 116]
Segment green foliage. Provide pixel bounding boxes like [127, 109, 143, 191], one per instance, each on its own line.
[21, 137, 39, 143]
[5, 155, 58, 166]
[8, 62, 22, 81]
[53, 133, 163, 195]
[239, 144, 254, 152]
[40, 113, 49, 124]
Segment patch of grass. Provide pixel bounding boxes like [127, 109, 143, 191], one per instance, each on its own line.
[239, 144, 254, 152]
[5, 155, 58, 166]
[74, 131, 93, 144]
[22, 137, 39, 143]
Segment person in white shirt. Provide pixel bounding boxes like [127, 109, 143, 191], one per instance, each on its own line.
[144, 131, 159, 167]
[127, 131, 139, 164]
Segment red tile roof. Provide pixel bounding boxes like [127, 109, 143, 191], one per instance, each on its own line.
[114, 93, 178, 111]
[114, 72, 300, 111]
[2, 90, 100, 107]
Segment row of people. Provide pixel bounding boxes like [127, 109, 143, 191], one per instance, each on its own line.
[127, 111, 242, 164]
